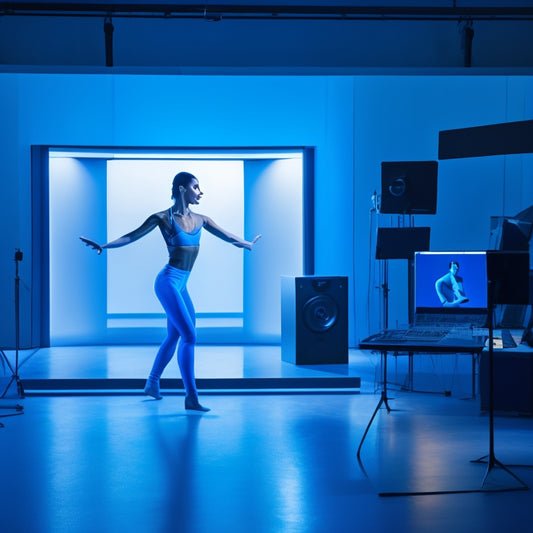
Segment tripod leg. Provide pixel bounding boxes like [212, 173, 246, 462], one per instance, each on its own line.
[357, 393, 384, 458]
[0, 375, 15, 400]
[0, 350, 24, 399]
[358, 351, 394, 458]
[1, 375, 25, 400]
[481, 454, 529, 491]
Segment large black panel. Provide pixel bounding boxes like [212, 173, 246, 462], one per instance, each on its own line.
[281, 276, 348, 365]
[439, 119, 533, 160]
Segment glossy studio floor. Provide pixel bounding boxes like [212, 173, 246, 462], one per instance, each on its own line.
[1, 345, 533, 533]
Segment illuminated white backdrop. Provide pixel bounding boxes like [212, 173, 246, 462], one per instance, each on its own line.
[106, 159, 244, 324]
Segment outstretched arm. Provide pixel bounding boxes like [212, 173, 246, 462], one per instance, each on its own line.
[80, 214, 161, 254]
[202, 215, 261, 251]
[435, 276, 447, 304]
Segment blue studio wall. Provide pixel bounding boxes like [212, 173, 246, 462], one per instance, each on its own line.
[0, 72, 532, 350]
[0, 74, 355, 348]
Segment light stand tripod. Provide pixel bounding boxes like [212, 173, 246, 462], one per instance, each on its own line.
[357, 256, 395, 460]
[1, 249, 26, 408]
[470, 279, 528, 491]
[358, 221, 432, 458]
[357, 349, 392, 459]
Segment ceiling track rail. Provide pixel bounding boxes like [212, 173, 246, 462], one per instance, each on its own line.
[1, 3, 533, 21]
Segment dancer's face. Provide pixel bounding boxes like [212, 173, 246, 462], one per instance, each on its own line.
[182, 178, 203, 205]
[450, 262, 459, 275]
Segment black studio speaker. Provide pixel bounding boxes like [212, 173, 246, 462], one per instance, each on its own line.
[281, 276, 348, 365]
[380, 161, 438, 215]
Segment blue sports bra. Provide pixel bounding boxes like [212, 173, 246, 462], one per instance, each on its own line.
[161, 208, 203, 247]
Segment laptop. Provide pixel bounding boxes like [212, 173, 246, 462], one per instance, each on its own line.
[361, 251, 489, 347]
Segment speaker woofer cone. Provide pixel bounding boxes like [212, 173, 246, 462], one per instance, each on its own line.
[303, 295, 338, 333]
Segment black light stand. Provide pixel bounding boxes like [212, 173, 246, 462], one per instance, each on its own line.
[0, 250, 26, 420]
[356, 256, 393, 460]
[358, 225, 432, 458]
[470, 267, 529, 492]
[357, 347, 392, 460]
[358, 165, 434, 460]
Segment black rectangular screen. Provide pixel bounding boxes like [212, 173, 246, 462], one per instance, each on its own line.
[376, 227, 431, 260]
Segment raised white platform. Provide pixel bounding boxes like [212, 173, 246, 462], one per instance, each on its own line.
[3, 345, 364, 394]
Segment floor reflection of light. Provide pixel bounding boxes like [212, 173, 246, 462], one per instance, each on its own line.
[277, 461, 306, 529]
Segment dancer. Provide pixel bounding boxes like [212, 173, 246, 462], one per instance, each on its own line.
[81, 171, 261, 411]
[435, 261, 469, 307]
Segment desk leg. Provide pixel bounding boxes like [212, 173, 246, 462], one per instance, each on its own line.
[407, 352, 414, 391]
[472, 353, 476, 399]
[381, 350, 392, 412]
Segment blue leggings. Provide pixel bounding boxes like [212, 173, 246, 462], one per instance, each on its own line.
[148, 264, 197, 396]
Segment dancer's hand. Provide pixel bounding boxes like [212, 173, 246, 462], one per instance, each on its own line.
[245, 234, 262, 250]
[80, 236, 103, 255]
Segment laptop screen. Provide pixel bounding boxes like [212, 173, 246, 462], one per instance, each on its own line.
[414, 251, 488, 317]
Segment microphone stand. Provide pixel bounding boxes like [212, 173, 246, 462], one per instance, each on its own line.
[0, 250, 26, 425]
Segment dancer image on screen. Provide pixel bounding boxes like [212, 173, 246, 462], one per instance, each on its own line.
[80, 171, 261, 412]
[435, 261, 469, 307]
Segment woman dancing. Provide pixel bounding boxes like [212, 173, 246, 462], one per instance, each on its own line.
[81, 171, 261, 411]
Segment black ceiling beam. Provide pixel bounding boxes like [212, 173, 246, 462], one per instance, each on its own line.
[2, 3, 533, 20]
